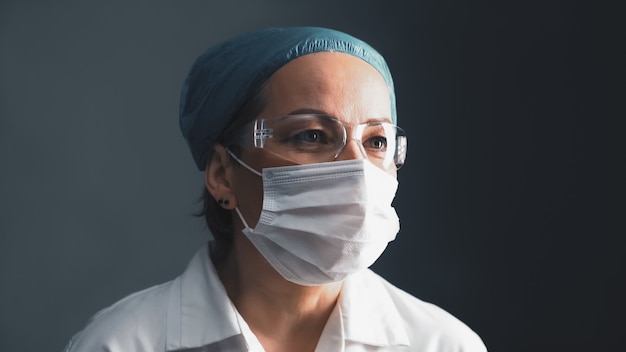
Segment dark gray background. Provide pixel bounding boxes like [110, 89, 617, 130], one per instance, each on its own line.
[1, 1, 622, 351]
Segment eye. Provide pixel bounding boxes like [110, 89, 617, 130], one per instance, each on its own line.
[364, 136, 387, 151]
[290, 129, 327, 144]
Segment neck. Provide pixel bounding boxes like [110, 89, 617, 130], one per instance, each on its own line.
[216, 232, 342, 351]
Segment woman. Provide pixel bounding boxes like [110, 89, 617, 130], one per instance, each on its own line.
[65, 27, 486, 352]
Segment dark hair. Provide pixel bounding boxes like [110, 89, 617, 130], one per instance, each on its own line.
[200, 87, 267, 264]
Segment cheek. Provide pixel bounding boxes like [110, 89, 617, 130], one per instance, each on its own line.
[385, 168, 398, 179]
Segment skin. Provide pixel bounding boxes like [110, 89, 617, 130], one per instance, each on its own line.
[205, 52, 393, 352]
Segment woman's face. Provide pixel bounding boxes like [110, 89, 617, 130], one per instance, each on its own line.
[232, 52, 393, 227]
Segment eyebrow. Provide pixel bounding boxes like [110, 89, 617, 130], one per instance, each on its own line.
[284, 108, 392, 123]
[287, 108, 327, 115]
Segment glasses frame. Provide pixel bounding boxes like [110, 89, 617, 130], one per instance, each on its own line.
[238, 114, 407, 170]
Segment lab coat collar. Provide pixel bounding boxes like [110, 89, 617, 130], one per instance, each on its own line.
[165, 245, 245, 351]
[339, 269, 411, 347]
[165, 244, 410, 350]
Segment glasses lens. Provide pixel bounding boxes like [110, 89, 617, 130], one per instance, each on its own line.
[358, 122, 407, 169]
[259, 115, 346, 164]
[248, 114, 407, 169]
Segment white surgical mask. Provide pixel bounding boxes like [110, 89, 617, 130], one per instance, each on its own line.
[229, 152, 400, 286]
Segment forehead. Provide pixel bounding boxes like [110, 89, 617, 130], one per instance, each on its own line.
[259, 52, 392, 124]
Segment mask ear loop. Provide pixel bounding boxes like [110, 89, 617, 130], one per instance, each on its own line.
[234, 207, 251, 230]
[224, 148, 259, 232]
[225, 148, 263, 177]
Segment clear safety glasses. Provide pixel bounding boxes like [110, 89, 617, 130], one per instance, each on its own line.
[236, 114, 407, 170]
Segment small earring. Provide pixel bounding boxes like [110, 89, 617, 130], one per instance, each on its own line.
[217, 199, 229, 206]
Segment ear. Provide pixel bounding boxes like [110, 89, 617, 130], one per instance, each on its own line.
[205, 144, 238, 209]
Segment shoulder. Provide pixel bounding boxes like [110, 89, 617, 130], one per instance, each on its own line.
[361, 270, 487, 351]
[65, 280, 174, 352]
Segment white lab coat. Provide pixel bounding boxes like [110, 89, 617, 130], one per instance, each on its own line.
[65, 244, 486, 351]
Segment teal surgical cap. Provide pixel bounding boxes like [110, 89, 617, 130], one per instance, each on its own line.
[179, 26, 396, 170]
